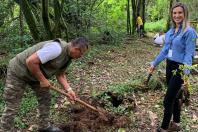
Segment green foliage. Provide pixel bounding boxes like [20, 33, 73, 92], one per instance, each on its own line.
[50, 90, 60, 106]
[14, 117, 28, 129]
[90, 88, 98, 98]
[110, 105, 129, 115]
[144, 19, 166, 32]
[0, 1, 15, 27]
[181, 0, 198, 21]
[19, 89, 38, 116]
[107, 82, 136, 94]
[148, 77, 165, 90]
[146, 0, 168, 21]
[0, 2, 8, 26]
[93, 0, 127, 34]
[175, 64, 198, 93]
[118, 128, 126, 132]
[0, 4, 33, 53]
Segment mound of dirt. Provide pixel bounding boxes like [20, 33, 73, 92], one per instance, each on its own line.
[56, 105, 130, 132]
[52, 96, 131, 132]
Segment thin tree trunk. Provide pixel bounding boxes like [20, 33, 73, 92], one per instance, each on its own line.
[60, 0, 69, 41]
[166, 0, 173, 31]
[131, 0, 137, 35]
[127, 0, 131, 35]
[53, 0, 62, 38]
[31, 3, 41, 24]
[142, 0, 145, 32]
[42, 0, 54, 39]
[137, 0, 141, 15]
[19, 0, 40, 41]
[19, 2, 24, 47]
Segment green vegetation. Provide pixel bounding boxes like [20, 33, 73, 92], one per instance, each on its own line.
[145, 19, 167, 32]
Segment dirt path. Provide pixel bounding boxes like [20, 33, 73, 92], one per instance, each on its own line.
[69, 37, 160, 93]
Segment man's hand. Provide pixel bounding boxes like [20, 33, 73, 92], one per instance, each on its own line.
[40, 79, 51, 88]
[66, 88, 76, 102]
[56, 72, 77, 102]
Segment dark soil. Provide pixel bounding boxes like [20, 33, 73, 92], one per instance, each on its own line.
[53, 95, 131, 132]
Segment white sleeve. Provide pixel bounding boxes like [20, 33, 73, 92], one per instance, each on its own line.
[37, 41, 62, 64]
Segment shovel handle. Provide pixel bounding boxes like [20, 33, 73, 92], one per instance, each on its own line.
[50, 85, 99, 113]
[144, 73, 152, 85]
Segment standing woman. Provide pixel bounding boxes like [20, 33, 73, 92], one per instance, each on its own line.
[149, 3, 197, 132]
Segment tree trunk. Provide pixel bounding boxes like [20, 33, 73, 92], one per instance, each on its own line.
[61, 17, 69, 41]
[131, 0, 137, 35]
[127, 0, 132, 35]
[18, 0, 40, 41]
[141, 0, 145, 32]
[53, 0, 62, 38]
[137, 0, 141, 15]
[19, 2, 24, 47]
[166, 0, 173, 31]
[60, 0, 69, 41]
[31, 2, 41, 24]
[42, 0, 54, 39]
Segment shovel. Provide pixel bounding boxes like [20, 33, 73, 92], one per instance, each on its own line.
[50, 85, 109, 120]
[144, 73, 152, 85]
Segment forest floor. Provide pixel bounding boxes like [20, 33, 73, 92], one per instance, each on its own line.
[0, 36, 198, 132]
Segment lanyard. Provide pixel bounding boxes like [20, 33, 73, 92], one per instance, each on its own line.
[169, 29, 180, 49]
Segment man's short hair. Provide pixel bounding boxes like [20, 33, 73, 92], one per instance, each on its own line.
[71, 37, 89, 49]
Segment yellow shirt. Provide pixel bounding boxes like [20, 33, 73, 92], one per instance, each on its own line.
[137, 16, 143, 26]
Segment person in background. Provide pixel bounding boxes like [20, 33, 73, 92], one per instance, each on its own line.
[0, 37, 89, 132]
[148, 3, 197, 132]
[136, 13, 144, 37]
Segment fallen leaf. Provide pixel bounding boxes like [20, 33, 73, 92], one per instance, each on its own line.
[192, 113, 198, 122]
[27, 124, 38, 131]
[148, 111, 158, 130]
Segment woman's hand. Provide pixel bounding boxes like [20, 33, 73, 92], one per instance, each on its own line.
[148, 65, 155, 74]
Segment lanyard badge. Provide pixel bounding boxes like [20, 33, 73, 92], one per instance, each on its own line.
[168, 49, 173, 57]
[168, 33, 177, 58]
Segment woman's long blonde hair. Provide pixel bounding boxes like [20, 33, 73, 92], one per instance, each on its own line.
[171, 2, 190, 32]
